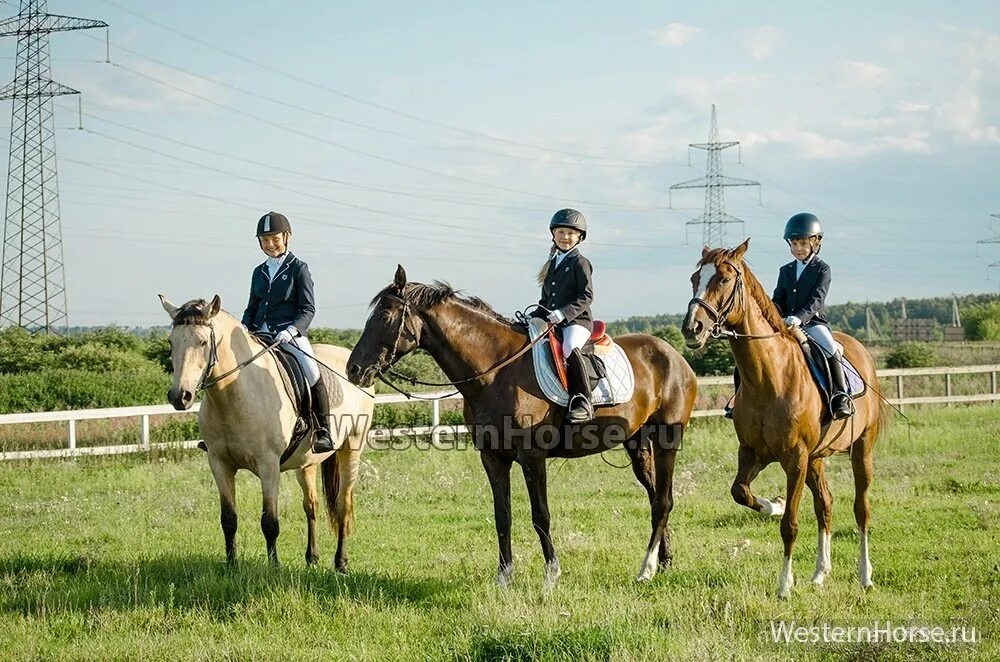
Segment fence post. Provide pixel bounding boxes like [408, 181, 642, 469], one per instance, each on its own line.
[431, 400, 441, 446]
[992, 371, 998, 395]
[141, 414, 150, 450]
[896, 374, 904, 412]
[68, 419, 76, 452]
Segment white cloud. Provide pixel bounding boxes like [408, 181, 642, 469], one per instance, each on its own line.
[837, 61, 892, 89]
[648, 22, 702, 48]
[741, 26, 781, 61]
[71, 61, 227, 115]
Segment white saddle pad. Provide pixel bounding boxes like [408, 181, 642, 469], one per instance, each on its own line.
[528, 318, 635, 407]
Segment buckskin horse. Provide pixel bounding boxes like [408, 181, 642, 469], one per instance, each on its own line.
[681, 240, 888, 598]
[159, 295, 375, 570]
[346, 266, 697, 587]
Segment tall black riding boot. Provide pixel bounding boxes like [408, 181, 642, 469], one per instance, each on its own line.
[310, 379, 338, 453]
[724, 367, 741, 419]
[827, 355, 853, 420]
[565, 348, 594, 424]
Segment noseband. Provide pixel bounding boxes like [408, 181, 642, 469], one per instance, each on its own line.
[688, 259, 781, 341]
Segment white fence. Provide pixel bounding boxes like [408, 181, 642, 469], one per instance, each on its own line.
[1, 365, 997, 462]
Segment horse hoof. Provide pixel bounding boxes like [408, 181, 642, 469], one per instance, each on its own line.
[810, 572, 827, 586]
[542, 560, 561, 591]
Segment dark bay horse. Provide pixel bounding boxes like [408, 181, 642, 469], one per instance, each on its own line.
[681, 241, 888, 598]
[159, 295, 375, 570]
[346, 266, 697, 587]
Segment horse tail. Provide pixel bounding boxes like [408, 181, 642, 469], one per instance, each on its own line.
[320, 451, 342, 532]
[870, 387, 891, 445]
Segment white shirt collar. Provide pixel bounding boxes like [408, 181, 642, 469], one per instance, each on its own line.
[265, 252, 289, 280]
[552, 247, 577, 267]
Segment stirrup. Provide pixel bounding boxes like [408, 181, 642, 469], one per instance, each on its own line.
[311, 428, 337, 453]
[831, 393, 854, 420]
[566, 395, 594, 423]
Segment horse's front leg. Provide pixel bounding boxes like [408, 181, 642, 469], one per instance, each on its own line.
[295, 465, 319, 566]
[778, 448, 809, 599]
[480, 450, 514, 587]
[731, 442, 783, 516]
[258, 462, 281, 565]
[805, 458, 832, 585]
[519, 451, 560, 589]
[208, 453, 238, 565]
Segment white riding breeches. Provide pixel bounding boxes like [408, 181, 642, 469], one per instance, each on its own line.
[285, 334, 321, 386]
[560, 324, 592, 359]
[804, 323, 840, 358]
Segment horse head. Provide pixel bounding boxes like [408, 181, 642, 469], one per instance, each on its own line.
[159, 293, 222, 410]
[682, 239, 750, 350]
[347, 265, 425, 388]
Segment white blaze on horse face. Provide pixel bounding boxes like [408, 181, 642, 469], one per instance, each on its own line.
[694, 263, 716, 299]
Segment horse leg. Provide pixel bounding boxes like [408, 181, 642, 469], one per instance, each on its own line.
[208, 454, 238, 565]
[637, 431, 677, 582]
[258, 463, 281, 565]
[295, 465, 319, 566]
[805, 458, 832, 585]
[520, 453, 561, 589]
[626, 433, 670, 569]
[777, 448, 809, 599]
[480, 450, 514, 587]
[731, 442, 782, 516]
[334, 444, 361, 574]
[851, 434, 875, 589]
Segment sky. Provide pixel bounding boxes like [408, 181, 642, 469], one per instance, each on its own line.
[2, 0, 999, 328]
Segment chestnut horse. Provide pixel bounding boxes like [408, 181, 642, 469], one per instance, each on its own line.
[159, 295, 374, 570]
[681, 241, 888, 598]
[347, 266, 697, 587]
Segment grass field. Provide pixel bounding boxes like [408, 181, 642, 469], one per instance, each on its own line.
[1, 405, 997, 660]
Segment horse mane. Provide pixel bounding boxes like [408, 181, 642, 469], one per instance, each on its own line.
[699, 248, 786, 333]
[172, 299, 214, 326]
[371, 280, 516, 326]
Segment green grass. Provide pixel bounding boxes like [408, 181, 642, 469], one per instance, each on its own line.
[1, 406, 998, 660]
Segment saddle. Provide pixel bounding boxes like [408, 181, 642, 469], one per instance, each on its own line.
[256, 334, 341, 463]
[527, 318, 635, 408]
[800, 339, 866, 422]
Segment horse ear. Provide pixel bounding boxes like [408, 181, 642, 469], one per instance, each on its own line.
[701, 245, 712, 259]
[729, 238, 750, 262]
[207, 294, 221, 318]
[393, 264, 407, 290]
[158, 294, 179, 320]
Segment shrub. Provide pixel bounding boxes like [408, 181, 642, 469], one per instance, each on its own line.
[885, 342, 937, 369]
[962, 302, 1000, 341]
[55, 343, 160, 373]
[76, 327, 144, 353]
[0, 368, 171, 413]
[651, 325, 686, 352]
[0, 327, 57, 373]
[683, 339, 735, 376]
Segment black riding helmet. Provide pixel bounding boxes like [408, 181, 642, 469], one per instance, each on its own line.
[256, 211, 292, 237]
[783, 212, 823, 242]
[549, 208, 587, 241]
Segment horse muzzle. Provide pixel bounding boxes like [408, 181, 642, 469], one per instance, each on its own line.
[167, 386, 195, 411]
[346, 362, 375, 388]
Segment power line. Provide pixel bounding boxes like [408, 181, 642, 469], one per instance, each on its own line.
[96, 0, 670, 167]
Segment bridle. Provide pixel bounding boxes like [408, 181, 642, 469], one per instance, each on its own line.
[365, 293, 552, 397]
[688, 259, 782, 341]
[170, 319, 280, 393]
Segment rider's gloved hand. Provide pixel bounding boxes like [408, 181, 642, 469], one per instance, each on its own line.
[784, 316, 801, 328]
[547, 309, 565, 324]
[276, 329, 295, 344]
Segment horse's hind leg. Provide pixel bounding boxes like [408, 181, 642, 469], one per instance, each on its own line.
[258, 462, 281, 565]
[805, 458, 832, 585]
[732, 442, 782, 516]
[208, 454, 238, 565]
[626, 432, 670, 570]
[334, 444, 362, 574]
[637, 425, 678, 582]
[851, 434, 875, 589]
[295, 465, 319, 566]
